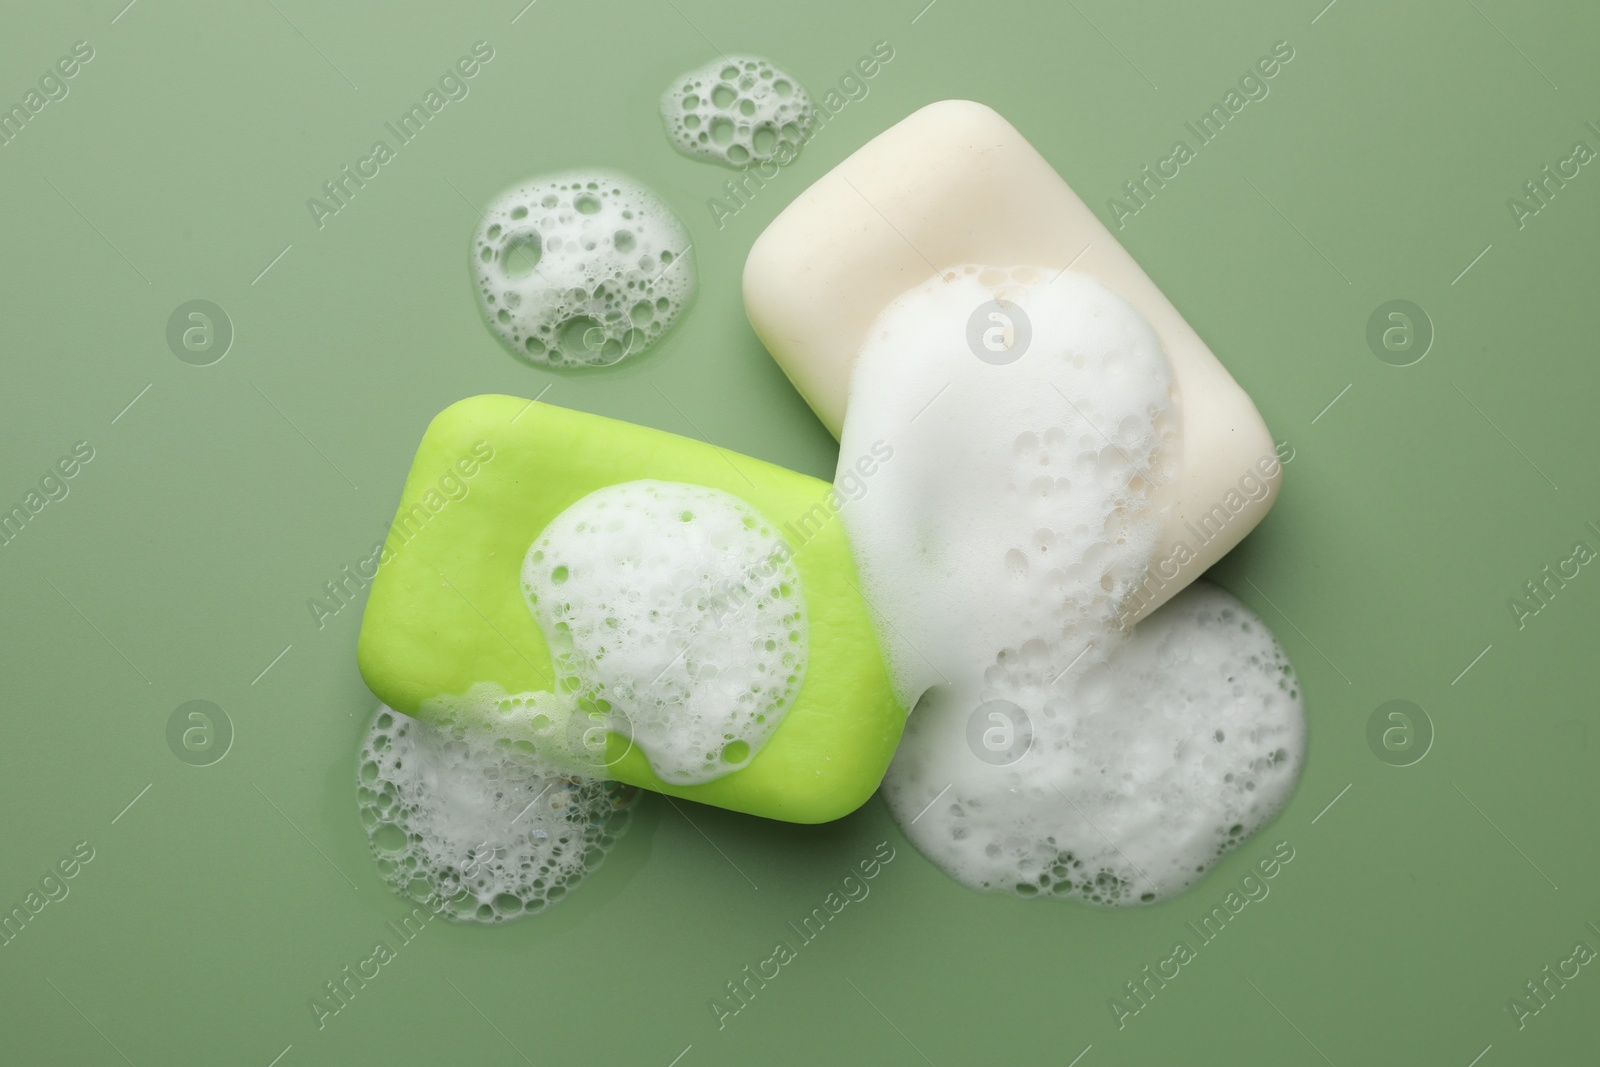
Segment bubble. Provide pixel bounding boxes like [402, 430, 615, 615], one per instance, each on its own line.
[471, 172, 694, 368]
[660, 55, 814, 168]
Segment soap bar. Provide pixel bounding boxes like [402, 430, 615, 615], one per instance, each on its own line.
[743, 100, 1279, 625]
[357, 395, 905, 823]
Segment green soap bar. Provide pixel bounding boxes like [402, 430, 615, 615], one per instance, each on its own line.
[357, 394, 906, 824]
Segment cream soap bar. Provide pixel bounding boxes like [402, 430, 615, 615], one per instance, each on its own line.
[743, 100, 1280, 625]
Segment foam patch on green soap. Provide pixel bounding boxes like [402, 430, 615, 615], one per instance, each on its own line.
[357, 395, 904, 824]
[524, 480, 807, 786]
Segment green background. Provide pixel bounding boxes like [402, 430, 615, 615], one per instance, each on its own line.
[2, 0, 1596, 1063]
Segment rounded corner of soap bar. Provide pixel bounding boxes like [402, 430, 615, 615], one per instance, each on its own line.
[902, 97, 1006, 130]
[788, 784, 881, 825]
[427, 393, 525, 436]
[355, 651, 400, 717]
[355, 619, 421, 720]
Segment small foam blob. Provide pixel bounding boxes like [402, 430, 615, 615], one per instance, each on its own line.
[522, 480, 807, 785]
[471, 172, 694, 368]
[661, 56, 813, 168]
[357, 702, 634, 923]
[839, 266, 1305, 905]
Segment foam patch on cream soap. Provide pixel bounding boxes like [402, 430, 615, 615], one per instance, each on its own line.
[661, 56, 813, 168]
[839, 267, 1304, 905]
[357, 704, 634, 923]
[472, 172, 693, 367]
[840, 267, 1181, 707]
[523, 480, 807, 785]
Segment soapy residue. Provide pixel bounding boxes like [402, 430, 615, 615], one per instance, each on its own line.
[661, 56, 813, 168]
[838, 266, 1305, 904]
[471, 172, 693, 367]
[357, 704, 634, 922]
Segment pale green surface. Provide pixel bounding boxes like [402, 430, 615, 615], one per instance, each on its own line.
[356, 395, 904, 823]
[2, 1, 1598, 1064]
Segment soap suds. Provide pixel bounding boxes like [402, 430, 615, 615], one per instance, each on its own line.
[472, 172, 694, 367]
[841, 266, 1181, 708]
[661, 56, 813, 168]
[523, 480, 807, 785]
[882, 582, 1304, 904]
[357, 703, 634, 923]
[840, 267, 1304, 904]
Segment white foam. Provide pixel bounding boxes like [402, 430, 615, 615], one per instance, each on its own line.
[661, 56, 813, 168]
[472, 172, 693, 367]
[522, 480, 807, 785]
[840, 266, 1181, 707]
[882, 583, 1304, 904]
[839, 267, 1305, 904]
[357, 703, 634, 923]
